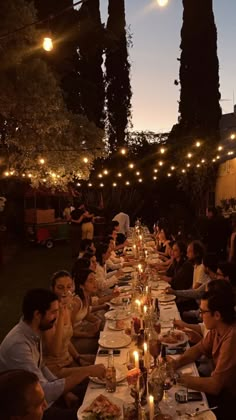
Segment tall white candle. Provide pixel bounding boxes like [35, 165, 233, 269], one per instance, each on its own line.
[149, 395, 154, 420]
[133, 350, 139, 369]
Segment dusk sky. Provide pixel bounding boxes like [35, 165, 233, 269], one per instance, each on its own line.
[100, 0, 236, 133]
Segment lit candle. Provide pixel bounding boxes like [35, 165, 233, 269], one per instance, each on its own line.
[138, 264, 142, 273]
[143, 305, 147, 315]
[149, 395, 154, 420]
[145, 250, 148, 259]
[133, 350, 139, 369]
[135, 299, 141, 310]
[143, 342, 148, 369]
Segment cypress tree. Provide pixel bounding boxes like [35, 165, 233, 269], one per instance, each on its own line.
[76, 0, 105, 128]
[173, 0, 221, 142]
[105, 0, 132, 151]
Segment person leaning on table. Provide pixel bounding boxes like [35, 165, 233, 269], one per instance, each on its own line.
[0, 288, 105, 420]
[168, 282, 236, 420]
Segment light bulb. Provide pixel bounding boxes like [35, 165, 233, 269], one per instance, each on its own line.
[43, 37, 53, 52]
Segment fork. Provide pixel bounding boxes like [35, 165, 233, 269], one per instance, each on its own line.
[186, 406, 218, 417]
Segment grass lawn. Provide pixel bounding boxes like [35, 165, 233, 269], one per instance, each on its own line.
[0, 242, 73, 341]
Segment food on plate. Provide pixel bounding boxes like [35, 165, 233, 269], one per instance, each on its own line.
[83, 394, 121, 419]
[161, 330, 185, 344]
[126, 368, 140, 386]
[116, 320, 125, 329]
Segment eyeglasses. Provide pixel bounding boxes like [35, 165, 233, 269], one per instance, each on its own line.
[199, 308, 211, 315]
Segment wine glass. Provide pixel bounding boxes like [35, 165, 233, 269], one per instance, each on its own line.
[148, 368, 164, 417]
[148, 327, 161, 367]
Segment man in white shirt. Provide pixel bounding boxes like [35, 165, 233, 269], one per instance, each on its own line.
[112, 212, 130, 236]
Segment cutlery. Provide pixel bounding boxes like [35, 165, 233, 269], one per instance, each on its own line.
[186, 406, 218, 417]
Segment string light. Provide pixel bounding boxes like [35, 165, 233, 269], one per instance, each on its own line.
[83, 157, 89, 163]
[154, 169, 158, 173]
[125, 181, 130, 185]
[228, 151, 234, 155]
[98, 173, 103, 178]
[158, 161, 163, 166]
[39, 158, 45, 164]
[230, 134, 235, 140]
[120, 148, 126, 155]
[136, 171, 140, 176]
[216, 156, 220, 160]
[182, 169, 186, 173]
[167, 173, 171, 177]
[103, 169, 108, 175]
[138, 178, 142, 183]
[100, 183, 104, 187]
[88, 183, 92, 187]
[187, 153, 192, 158]
[43, 37, 53, 52]
[171, 166, 175, 170]
[153, 176, 157, 180]
[201, 159, 205, 163]
[117, 172, 122, 177]
[129, 163, 134, 169]
[112, 182, 117, 187]
[187, 163, 191, 167]
[195, 141, 201, 147]
[212, 158, 216, 162]
[218, 146, 223, 151]
[160, 148, 165, 154]
[4, 171, 9, 177]
[77, 182, 81, 186]
[196, 164, 200, 168]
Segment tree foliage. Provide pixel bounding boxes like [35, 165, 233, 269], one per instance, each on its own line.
[105, 0, 132, 151]
[170, 0, 221, 144]
[0, 0, 105, 190]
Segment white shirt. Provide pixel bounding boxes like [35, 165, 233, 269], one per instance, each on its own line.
[95, 263, 117, 290]
[113, 212, 130, 235]
[192, 264, 209, 288]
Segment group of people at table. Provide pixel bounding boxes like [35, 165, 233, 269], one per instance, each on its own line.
[0, 214, 236, 420]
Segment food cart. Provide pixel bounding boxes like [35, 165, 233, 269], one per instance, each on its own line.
[24, 188, 71, 248]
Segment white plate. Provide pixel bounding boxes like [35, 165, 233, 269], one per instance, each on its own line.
[107, 321, 125, 331]
[99, 333, 131, 348]
[119, 285, 132, 293]
[77, 393, 123, 419]
[160, 329, 188, 347]
[89, 364, 127, 384]
[158, 294, 176, 302]
[196, 411, 216, 420]
[105, 310, 131, 321]
[122, 266, 134, 273]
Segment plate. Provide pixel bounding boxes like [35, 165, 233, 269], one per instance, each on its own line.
[99, 333, 131, 348]
[105, 310, 131, 321]
[110, 297, 124, 306]
[160, 329, 188, 347]
[119, 285, 132, 293]
[196, 411, 216, 420]
[89, 364, 127, 384]
[107, 321, 125, 331]
[122, 266, 135, 273]
[77, 393, 123, 419]
[158, 294, 176, 302]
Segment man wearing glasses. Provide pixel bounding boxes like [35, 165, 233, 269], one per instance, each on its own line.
[170, 281, 236, 420]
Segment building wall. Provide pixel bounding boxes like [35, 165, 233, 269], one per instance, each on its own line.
[215, 158, 236, 205]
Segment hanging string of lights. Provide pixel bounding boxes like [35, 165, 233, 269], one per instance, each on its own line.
[0, 0, 87, 50]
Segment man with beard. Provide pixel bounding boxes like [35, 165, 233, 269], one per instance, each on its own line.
[0, 289, 105, 420]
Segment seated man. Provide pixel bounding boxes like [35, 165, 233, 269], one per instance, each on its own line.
[0, 369, 47, 420]
[0, 288, 105, 420]
[170, 282, 236, 420]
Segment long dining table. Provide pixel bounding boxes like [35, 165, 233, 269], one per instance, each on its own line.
[77, 231, 210, 419]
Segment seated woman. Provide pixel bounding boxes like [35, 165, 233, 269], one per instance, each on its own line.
[156, 224, 173, 260]
[71, 267, 101, 354]
[161, 241, 193, 290]
[95, 243, 122, 291]
[43, 270, 98, 379]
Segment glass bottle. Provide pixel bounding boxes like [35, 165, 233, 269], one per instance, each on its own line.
[105, 350, 116, 392]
